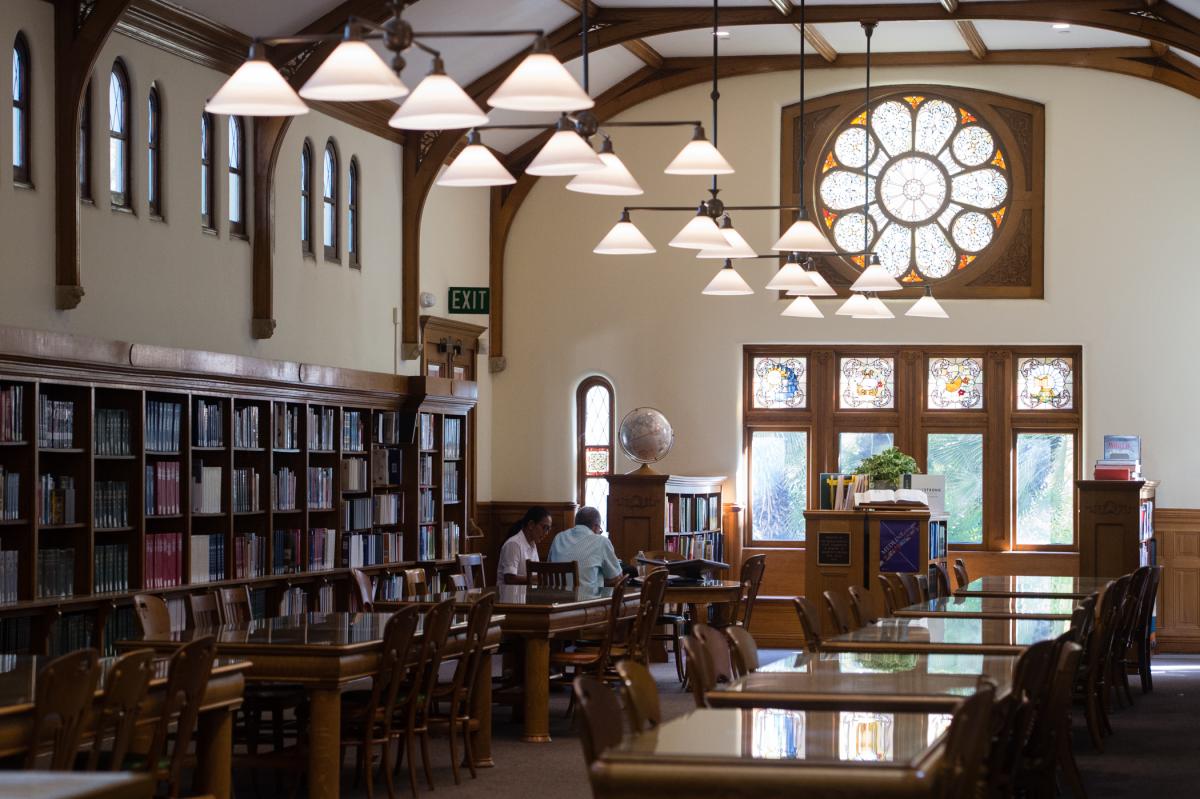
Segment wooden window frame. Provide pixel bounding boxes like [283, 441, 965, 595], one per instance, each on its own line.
[322, 139, 339, 264]
[576, 376, 615, 511]
[300, 139, 313, 256]
[12, 33, 31, 187]
[79, 79, 92, 203]
[147, 84, 162, 220]
[227, 115, 246, 239]
[348, 156, 361, 269]
[108, 59, 132, 211]
[745, 423, 813, 549]
[200, 112, 216, 232]
[743, 344, 1082, 553]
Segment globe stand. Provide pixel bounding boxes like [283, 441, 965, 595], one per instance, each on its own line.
[628, 463, 660, 476]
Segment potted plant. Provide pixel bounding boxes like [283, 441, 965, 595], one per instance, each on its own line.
[855, 447, 918, 490]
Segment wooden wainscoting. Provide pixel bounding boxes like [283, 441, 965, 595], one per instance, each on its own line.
[474, 501, 578, 584]
[1153, 508, 1200, 653]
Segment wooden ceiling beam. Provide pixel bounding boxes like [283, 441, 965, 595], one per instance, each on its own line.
[558, 0, 665, 69]
[956, 20, 988, 60]
[801, 24, 838, 63]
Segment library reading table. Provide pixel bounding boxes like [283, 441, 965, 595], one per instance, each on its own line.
[893, 595, 1078, 621]
[956, 575, 1112, 599]
[820, 616, 1072, 656]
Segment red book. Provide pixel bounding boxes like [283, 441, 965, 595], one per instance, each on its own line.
[1094, 466, 1134, 480]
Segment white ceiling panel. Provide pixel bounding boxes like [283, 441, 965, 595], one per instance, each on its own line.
[973, 20, 1147, 51]
[644, 24, 804, 58]
[817, 20, 964, 54]
[170, 0, 337, 37]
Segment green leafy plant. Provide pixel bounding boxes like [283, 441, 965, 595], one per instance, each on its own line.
[854, 447, 918, 486]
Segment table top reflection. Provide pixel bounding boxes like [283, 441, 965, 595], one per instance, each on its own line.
[821, 616, 1072, 655]
[894, 595, 1078, 620]
[957, 575, 1111, 599]
[0, 771, 152, 799]
[406, 585, 634, 609]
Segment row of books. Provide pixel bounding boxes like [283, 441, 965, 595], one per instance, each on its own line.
[146, 532, 183, 588]
[280, 586, 308, 616]
[38, 396, 76, 449]
[145, 462, 181, 516]
[419, 414, 435, 451]
[0, 384, 24, 442]
[667, 493, 721, 533]
[0, 550, 18, 604]
[344, 497, 371, 531]
[146, 400, 182, 452]
[233, 467, 260, 512]
[308, 528, 336, 571]
[1094, 461, 1142, 480]
[274, 404, 299, 450]
[274, 467, 298, 510]
[234, 533, 267, 579]
[418, 454, 434, 486]
[344, 531, 403, 567]
[372, 447, 401, 486]
[443, 418, 463, 459]
[1140, 500, 1154, 543]
[416, 524, 459, 561]
[273, 529, 301, 574]
[234, 405, 260, 449]
[376, 411, 402, 445]
[443, 463, 460, 503]
[343, 457, 368, 492]
[309, 466, 334, 510]
[94, 543, 129, 593]
[0, 467, 18, 520]
[95, 408, 131, 455]
[37, 547, 75, 598]
[195, 399, 224, 448]
[308, 406, 336, 450]
[192, 465, 222, 514]
[819, 473, 871, 511]
[664, 530, 721, 561]
[100, 607, 137, 657]
[343, 410, 366, 451]
[1095, 434, 1143, 479]
[95, 481, 129, 528]
[374, 493, 401, 525]
[419, 488, 435, 524]
[39, 474, 77, 525]
[50, 613, 93, 657]
[189, 534, 226, 583]
[0, 617, 31, 652]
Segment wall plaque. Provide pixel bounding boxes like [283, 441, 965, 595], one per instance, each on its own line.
[818, 532, 851, 566]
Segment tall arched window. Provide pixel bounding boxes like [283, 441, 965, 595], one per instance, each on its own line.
[200, 112, 215, 230]
[147, 84, 162, 218]
[300, 139, 313, 255]
[79, 80, 92, 201]
[228, 116, 245, 237]
[576, 376, 615, 530]
[108, 59, 131, 208]
[12, 33, 31, 185]
[348, 156, 360, 269]
[322, 139, 339, 262]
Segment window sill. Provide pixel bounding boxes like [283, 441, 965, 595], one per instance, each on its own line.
[324, 256, 342, 266]
[14, 180, 34, 191]
[230, 231, 249, 242]
[149, 213, 165, 224]
[111, 205, 135, 217]
[79, 197, 95, 207]
[302, 251, 316, 262]
[201, 226, 219, 237]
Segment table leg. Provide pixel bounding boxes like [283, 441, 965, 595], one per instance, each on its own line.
[195, 706, 233, 799]
[523, 637, 551, 743]
[470, 649, 495, 767]
[308, 685, 343, 799]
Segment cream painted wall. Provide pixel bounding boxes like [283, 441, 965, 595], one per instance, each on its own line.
[494, 65, 1200, 509]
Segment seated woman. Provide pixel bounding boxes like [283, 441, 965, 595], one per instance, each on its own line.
[497, 506, 553, 585]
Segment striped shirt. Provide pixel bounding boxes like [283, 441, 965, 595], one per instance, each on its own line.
[547, 525, 622, 592]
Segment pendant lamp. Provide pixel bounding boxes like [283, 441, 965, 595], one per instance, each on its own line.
[835, 292, 872, 316]
[854, 294, 895, 319]
[766, 253, 818, 291]
[487, 48, 594, 112]
[299, 39, 408, 101]
[665, 125, 734, 175]
[697, 216, 756, 258]
[850, 254, 903, 292]
[388, 57, 489, 131]
[205, 53, 308, 116]
[773, 213, 835, 252]
[787, 258, 837, 297]
[436, 130, 515, 187]
[906, 286, 950, 318]
[526, 116, 604, 176]
[702, 260, 754, 295]
[669, 206, 729, 250]
[782, 295, 823, 318]
[566, 138, 643, 195]
[594, 211, 655, 255]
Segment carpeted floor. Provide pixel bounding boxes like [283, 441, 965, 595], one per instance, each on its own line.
[236, 651, 1200, 799]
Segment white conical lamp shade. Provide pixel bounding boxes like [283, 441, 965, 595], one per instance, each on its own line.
[782, 295, 823, 318]
[527, 127, 604, 176]
[488, 51, 594, 112]
[299, 40, 408, 101]
[206, 58, 309, 116]
[388, 65, 489, 130]
[835, 292, 872, 316]
[594, 212, 655, 255]
[697, 224, 756, 259]
[766, 256, 817, 291]
[665, 126, 734, 175]
[906, 289, 949, 318]
[787, 263, 837, 297]
[703, 261, 753, 295]
[854, 295, 895, 319]
[436, 133, 515, 187]
[566, 143, 643, 195]
[773, 215, 835, 252]
[850, 257, 903, 292]
[669, 210, 728, 250]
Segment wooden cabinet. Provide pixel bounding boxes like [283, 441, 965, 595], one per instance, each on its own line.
[605, 472, 726, 565]
[1076, 480, 1156, 579]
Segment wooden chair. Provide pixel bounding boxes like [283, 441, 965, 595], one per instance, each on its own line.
[573, 676, 624, 781]
[895, 572, 923, 606]
[681, 634, 715, 709]
[1111, 566, 1151, 706]
[448, 574, 467, 590]
[822, 589, 854, 634]
[403, 568, 428, 597]
[140, 636, 216, 798]
[728, 554, 766, 628]
[724, 625, 759, 678]
[1068, 594, 1098, 645]
[847, 585, 877, 627]
[614, 567, 668, 666]
[692, 623, 735, 685]
[392, 597, 457, 796]
[85, 649, 154, 771]
[916, 573, 930, 602]
[1078, 576, 1126, 750]
[25, 648, 101, 769]
[526, 559, 578, 589]
[1020, 640, 1085, 799]
[351, 567, 375, 612]
[1135, 565, 1163, 693]
[952, 558, 970, 590]
[876, 575, 899, 617]
[550, 577, 629, 699]
[456, 553, 486, 590]
[133, 593, 171, 636]
[930, 562, 953, 598]
[646, 551, 688, 682]
[792, 596, 822, 652]
[216, 585, 252, 625]
[187, 592, 222, 627]
[985, 638, 1058, 799]
[934, 681, 995, 799]
[616, 659, 661, 731]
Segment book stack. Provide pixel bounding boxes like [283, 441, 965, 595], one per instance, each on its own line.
[443, 418, 462, 458]
[316, 583, 334, 612]
[37, 547, 75, 597]
[38, 474, 76, 524]
[371, 447, 401, 486]
[145, 462, 181, 516]
[232, 467, 260, 512]
[0, 467, 19, 520]
[441, 522, 460, 560]
[307, 407, 336, 450]
[308, 466, 334, 509]
[234, 533, 265, 578]
[373, 493, 400, 525]
[94, 481, 129, 528]
[1, 550, 20, 604]
[51, 613, 93, 656]
[101, 607, 137, 656]
[343, 410, 365, 451]
[195, 400, 224, 447]
[93, 543, 129, 593]
[375, 411, 401, 445]
[1095, 434, 1142, 480]
[38, 396, 75, 448]
[818, 473, 870, 510]
[94, 409, 130, 455]
[190, 534, 226, 583]
[344, 531, 403, 567]
[419, 489, 435, 524]
[274, 404, 299, 450]
[234, 405, 260, 448]
[377, 574, 402, 601]
[145, 533, 182, 588]
[272, 528, 301, 574]
[418, 454, 433, 486]
[344, 497, 371, 530]
[308, 528, 336, 570]
[342, 457, 368, 492]
[191, 465, 222, 514]
[419, 414, 434, 450]
[0, 616, 31, 651]
[279, 586, 307, 616]
[146, 400, 182, 452]
[0, 384, 24, 441]
[443, 463, 459, 502]
[273, 466, 297, 510]
[417, 527, 435, 561]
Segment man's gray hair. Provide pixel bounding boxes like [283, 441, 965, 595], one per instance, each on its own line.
[575, 506, 602, 529]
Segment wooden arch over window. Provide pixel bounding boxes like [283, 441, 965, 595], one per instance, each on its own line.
[576, 376, 615, 521]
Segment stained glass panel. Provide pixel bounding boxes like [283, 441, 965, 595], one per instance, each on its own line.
[584, 477, 609, 531]
[1016, 433, 1075, 545]
[751, 430, 807, 542]
[927, 433, 984, 545]
[584, 384, 611, 445]
[752, 357, 807, 409]
[1017, 357, 1074, 410]
[951, 169, 1007, 209]
[879, 156, 946, 223]
[584, 448, 609, 476]
[928, 357, 984, 409]
[952, 126, 994, 167]
[839, 357, 895, 409]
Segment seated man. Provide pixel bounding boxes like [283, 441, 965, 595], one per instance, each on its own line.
[547, 506, 622, 591]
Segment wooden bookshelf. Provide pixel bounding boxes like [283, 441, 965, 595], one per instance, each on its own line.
[605, 472, 728, 565]
[1077, 479, 1158, 578]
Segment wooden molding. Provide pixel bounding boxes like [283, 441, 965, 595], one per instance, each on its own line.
[956, 20, 988, 60]
[115, 0, 246, 73]
[802, 25, 838, 63]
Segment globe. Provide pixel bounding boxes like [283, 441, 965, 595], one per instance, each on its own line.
[618, 407, 674, 466]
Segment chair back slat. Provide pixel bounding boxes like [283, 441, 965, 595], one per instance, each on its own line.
[693, 623, 735, 685]
[822, 589, 854, 634]
[145, 636, 216, 797]
[216, 585, 252, 625]
[187, 592, 222, 628]
[132, 594, 171, 636]
[792, 596, 822, 652]
[681, 634, 715, 708]
[952, 558, 970, 590]
[526, 559, 578, 589]
[87, 649, 154, 771]
[404, 568, 428, 597]
[573, 676, 624, 768]
[363, 605, 422, 740]
[935, 682, 995, 799]
[895, 572, 923, 606]
[848, 585, 877, 627]
[625, 568, 668, 664]
[456, 553, 486, 590]
[930, 563, 953, 598]
[441, 592, 498, 718]
[734, 554, 767, 628]
[25, 649, 101, 770]
[616, 659, 661, 732]
[724, 626, 760, 678]
[876, 574, 898, 617]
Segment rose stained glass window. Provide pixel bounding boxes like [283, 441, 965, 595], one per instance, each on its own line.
[816, 95, 1010, 283]
[753, 357, 807, 409]
[928, 357, 984, 409]
[1017, 357, 1073, 410]
[840, 357, 894, 409]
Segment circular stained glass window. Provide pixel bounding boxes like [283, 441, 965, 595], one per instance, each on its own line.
[814, 94, 1011, 284]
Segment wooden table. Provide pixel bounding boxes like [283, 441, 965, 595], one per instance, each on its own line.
[956, 575, 1111, 599]
[894, 595, 1078, 621]
[589, 707, 947, 798]
[707, 650, 1016, 712]
[820, 616, 1072, 656]
[663, 578, 742, 624]
[0, 655, 247, 799]
[118, 611, 499, 799]
[0, 772, 152, 799]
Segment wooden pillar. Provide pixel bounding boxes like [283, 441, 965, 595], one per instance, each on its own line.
[250, 117, 287, 339]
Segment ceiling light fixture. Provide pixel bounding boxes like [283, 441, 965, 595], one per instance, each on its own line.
[854, 293, 895, 319]
[670, 205, 731, 250]
[782, 294, 823, 318]
[387, 56, 489, 130]
[697, 216, 757, 258]
[665, 125, 734, 175]
[299, 35, 408, 101]
[435, 129, 515, 187]
[906, 286, 950, 318]
[594, 211, 655, 255]
[786, 257, 837, 297]
[566, 137, 643, 195]
[204, 44, 309, 116]
[487, 43, 595, 112]
[526, 115, 605, 176]
[765, 252, 817, 291]
[703, 259, 754, 295]
[835, 292, 872, 317]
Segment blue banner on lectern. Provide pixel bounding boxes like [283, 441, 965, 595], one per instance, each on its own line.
[879, 519, 921, 573]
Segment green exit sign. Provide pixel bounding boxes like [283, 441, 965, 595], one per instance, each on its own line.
[448, 287, 490, 314]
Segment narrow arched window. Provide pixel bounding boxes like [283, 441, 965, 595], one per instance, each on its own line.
[300, 139, 313, 255]
[108, 60, 131, 208]
[79, 79, 92, 202]
[576, 376, 615, 530]
[322, 139, 339, 262]
[147, 84, 162, 218]
[12, 33, 31, 185]
[200, 112, 215, 230]
[348, 156, 360, 269]
[228, 116, 245, 237]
